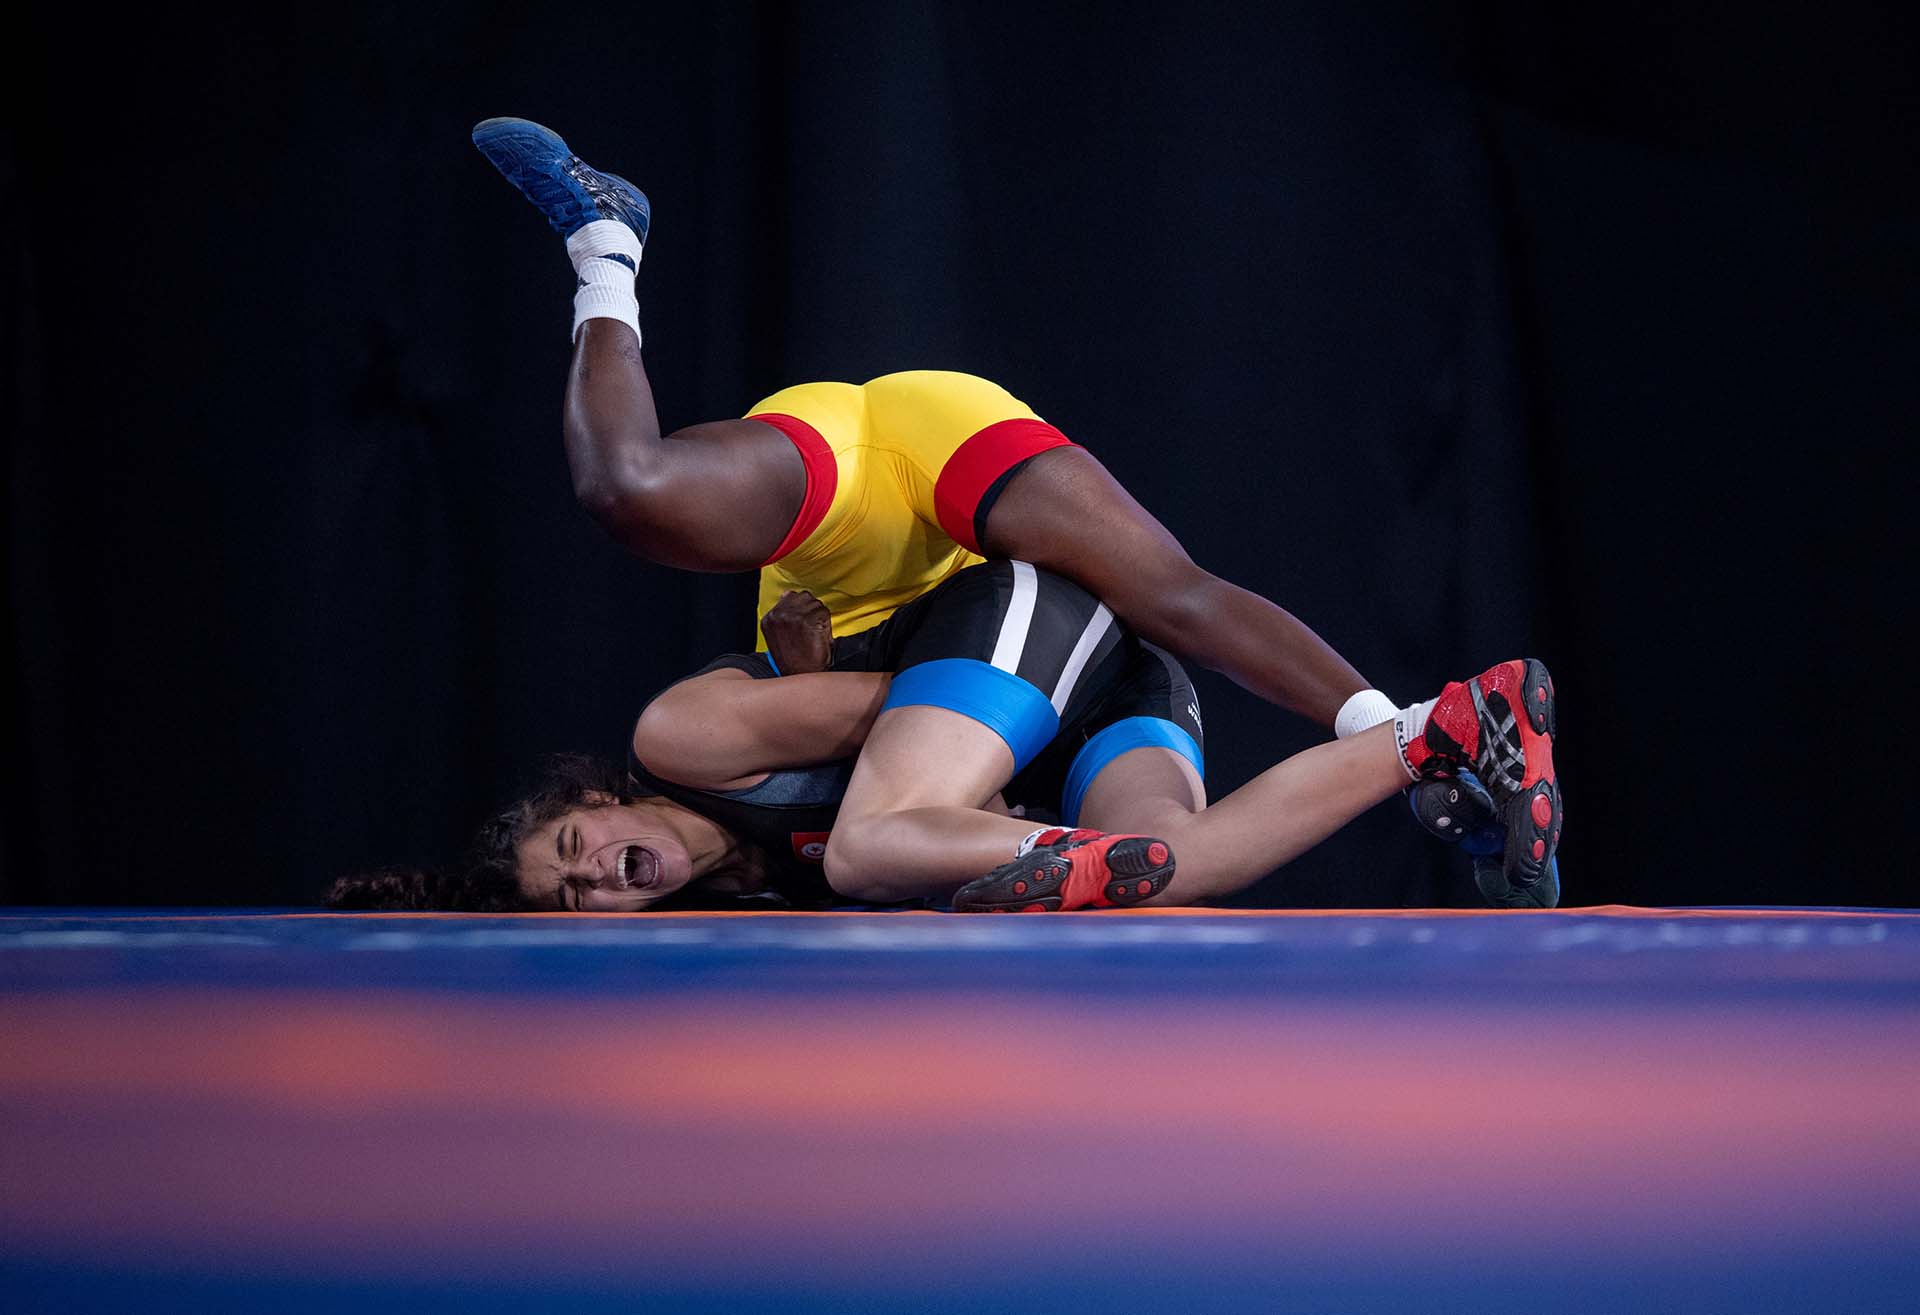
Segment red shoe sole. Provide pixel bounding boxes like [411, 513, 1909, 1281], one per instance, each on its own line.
[953, 836, 1175, 913]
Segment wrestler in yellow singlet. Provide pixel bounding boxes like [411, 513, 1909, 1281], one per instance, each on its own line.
[745, 370, 1077, 641]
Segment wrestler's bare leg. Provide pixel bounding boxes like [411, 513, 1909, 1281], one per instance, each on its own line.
[983, 447, 1368, 731]
[474, 118, 808, 570]
[564, 322, 804, 570]
[822, 706, 1039, 903]
[824, 707, 1409, 908]
[1072, 723, 1410, 905]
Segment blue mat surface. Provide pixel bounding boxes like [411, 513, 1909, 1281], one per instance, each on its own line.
[5, 906, 1919, 1312]
[6, 904, 1918, 996]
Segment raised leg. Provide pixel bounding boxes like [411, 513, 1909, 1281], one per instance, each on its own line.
[476, 117, 807, 571]
[564, 323, 804, 570]
[983, 447, 1369, 730]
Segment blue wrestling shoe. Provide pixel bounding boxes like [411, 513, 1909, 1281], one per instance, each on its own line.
[472, 118, 651, 243]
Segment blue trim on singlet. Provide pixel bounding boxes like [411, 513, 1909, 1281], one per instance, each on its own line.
[762, 650, 782, 676]
[883, 658, 1059, 773]
[1061, 716, 1205, 826]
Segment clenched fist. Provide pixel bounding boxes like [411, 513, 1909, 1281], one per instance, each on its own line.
[761, 590, 834, 674]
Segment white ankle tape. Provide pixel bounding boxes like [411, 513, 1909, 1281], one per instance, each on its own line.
[571, 284, 641, 343]
[565, 219, 644, 270]
[566, 220, 644, 342]
[1335, 689, 1398, 739]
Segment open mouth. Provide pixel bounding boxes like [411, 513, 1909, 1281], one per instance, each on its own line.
[617, 845, 660, 891]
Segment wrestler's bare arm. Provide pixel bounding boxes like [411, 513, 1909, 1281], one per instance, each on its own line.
[630, 667, 890, 792]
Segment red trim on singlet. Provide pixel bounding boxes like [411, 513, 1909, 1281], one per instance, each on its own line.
[932, 418, 1077, 554]
[749, 412, 840, 566]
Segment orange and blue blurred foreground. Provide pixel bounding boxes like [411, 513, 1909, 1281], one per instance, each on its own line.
[4, 906, 1919, 1312]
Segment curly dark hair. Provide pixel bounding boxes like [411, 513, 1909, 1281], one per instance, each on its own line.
[325, 753, 633, 911]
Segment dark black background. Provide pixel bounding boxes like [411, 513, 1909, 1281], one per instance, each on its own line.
[6, 3, 1913, 908]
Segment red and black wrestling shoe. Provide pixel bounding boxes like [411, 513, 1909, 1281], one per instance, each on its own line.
[1400, 659, 1562, 889]
[951, 828, 1175, 912]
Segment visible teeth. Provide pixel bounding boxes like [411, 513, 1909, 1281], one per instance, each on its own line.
[619, 847, 634, 886]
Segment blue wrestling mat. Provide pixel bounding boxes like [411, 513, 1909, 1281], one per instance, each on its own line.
[5, 907, 1919, 1313]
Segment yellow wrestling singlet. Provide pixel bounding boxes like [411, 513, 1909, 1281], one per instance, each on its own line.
[746, 370, 1077, 641]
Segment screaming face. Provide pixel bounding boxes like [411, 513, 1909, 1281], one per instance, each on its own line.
[515, 801, 700, 911]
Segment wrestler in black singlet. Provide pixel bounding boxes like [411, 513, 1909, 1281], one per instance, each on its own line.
[628, 562, 1205, 908]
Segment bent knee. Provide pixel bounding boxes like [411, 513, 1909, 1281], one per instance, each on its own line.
[821, 823, 886, 901]
[571, 455, 666, 531]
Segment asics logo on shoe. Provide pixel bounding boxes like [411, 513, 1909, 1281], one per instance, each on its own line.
[595, 252, 637, 273]
[1469, 681, 1527, 791]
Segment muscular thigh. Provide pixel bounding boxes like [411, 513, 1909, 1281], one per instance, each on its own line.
[982, 446, 1197, 598]
[1073, 746, 1207, 836]
[835, 705, 1015, 822]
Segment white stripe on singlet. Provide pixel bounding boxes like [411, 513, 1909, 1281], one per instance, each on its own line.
[1050, 602, 1115, 713]
[989, 560, 1039, 673]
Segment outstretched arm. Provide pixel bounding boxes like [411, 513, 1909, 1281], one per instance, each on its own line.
[631, 666, 891, 792]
